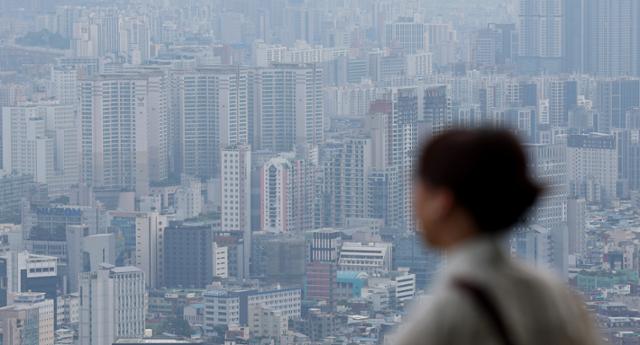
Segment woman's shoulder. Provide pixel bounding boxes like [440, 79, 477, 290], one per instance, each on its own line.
[506, 260, 574, 297]
[391, 288, 489, 345]
[393, 259, 600, 345]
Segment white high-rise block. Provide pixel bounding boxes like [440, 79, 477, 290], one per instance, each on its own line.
[79, 265, 145, 345]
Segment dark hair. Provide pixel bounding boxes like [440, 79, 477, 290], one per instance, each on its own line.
[416, 128, 541, 234]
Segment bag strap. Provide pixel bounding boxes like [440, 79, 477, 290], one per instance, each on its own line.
[453, 279, 516, 345]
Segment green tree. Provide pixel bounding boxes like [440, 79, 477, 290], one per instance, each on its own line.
[159, 317, 193, 338]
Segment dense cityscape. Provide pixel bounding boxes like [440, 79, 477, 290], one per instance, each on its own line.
[0, 0, 638, 344]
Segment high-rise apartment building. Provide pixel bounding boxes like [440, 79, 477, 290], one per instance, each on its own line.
[545, 79, 577, 127]
[525, 143, 568, 228]
[79, 71, 168, 195]
[50, 65, 79, 105]
[518, 0, 564, 72]
[253, 41, 348, 68]
[422, 85, 452, 134]
[255, 64, 323, 152]
[565, 0, 640, 76]
[55, 6, 84, 39]
[594, 79, 640, 131]
[567, 133, 619, 204]
[71, 19, 99, 58]
[94, 9, 120, 57]
[365, 91, 419, 232]
[134, 212, 167, 289]
[319, 137, 372, 227]
[79, 265, 145, 345]
[120, 16, 151, 64]
[384, 17, 427, 54]
[472, 24, 517, 69]
[261, 153, 315, 233]
[2, 103, 80, 195]
[367, 169, 393, 224]
[388, 88, 418, 231]
[221, 145, 252, 278]
[171, 67, 253, 178]
[427, 23, 458, 67]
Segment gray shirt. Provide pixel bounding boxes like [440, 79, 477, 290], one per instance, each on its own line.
[390, 237, 601, 345]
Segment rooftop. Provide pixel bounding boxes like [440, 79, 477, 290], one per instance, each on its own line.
[113, 339, 202, 344]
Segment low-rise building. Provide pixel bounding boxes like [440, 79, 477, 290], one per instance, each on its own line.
[203, 284, 301, 336]
[338, 242, 392, 274]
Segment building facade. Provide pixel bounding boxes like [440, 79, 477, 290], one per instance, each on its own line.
[79, 265, 145, 345]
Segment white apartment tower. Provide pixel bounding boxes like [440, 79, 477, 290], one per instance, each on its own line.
[2, 104, 52, 183]
[221, 145, 252, 278]
[384, 17, 428, 54]
[134, 212, 167, 289]
[262, 155, 294, 233]
[525, 143, 568, 228]
[79, 265, 145, 345]
[71, 20, 99, 57]
[51, 65, 79, 105]
[567, 133, 619, 204]
[2, 103, 80, 195]
[261, 153, 315, 233]
[120, 16, 150, 64]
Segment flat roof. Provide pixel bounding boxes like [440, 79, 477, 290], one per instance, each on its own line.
[113, 339, 202, 344]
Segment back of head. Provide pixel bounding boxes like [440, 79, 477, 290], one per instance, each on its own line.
[417, 128, 540, 234]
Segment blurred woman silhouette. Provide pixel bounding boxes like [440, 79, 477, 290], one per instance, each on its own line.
[394, 129, 600, 345]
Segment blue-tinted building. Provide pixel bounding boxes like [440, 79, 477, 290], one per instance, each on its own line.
[337, 271, 368, 298]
